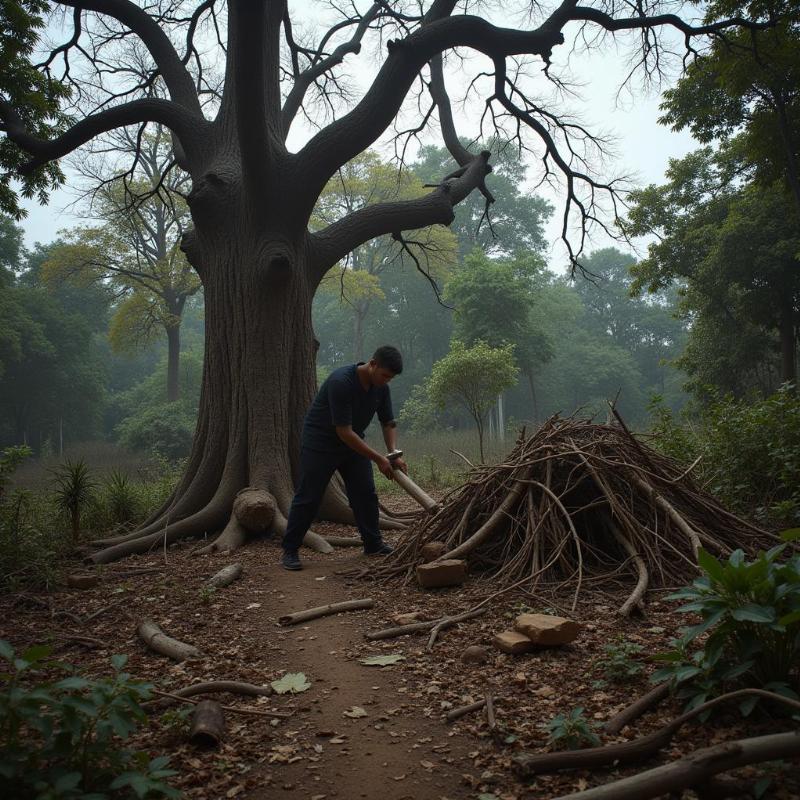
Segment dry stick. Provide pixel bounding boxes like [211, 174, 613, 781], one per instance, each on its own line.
[485, 695, 497, 731]
[83, 598, 129, 624]
[449, 448, 476, 469]
[552, 731, 800, 800]
[278, 598, 374, 626]
[145, 680, 274, 709]
[513, 688, 800, 777]
[52, 633, 107, 649]
[439, 472, 530, 561]
[664, 455, 703, 484]
[446, 699, 486, 723]
[605, 682, 670, 735]
[630, 474, 703, 557]
[149, 689, 292, 719]
[137, 619, 202, 661]
[607, 519, 648, 617]
[368, 607, 487, 642]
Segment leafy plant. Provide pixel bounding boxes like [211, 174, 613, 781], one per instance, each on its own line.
[653, 536, 800, 715]
[0, 640, 179, 798]
[544, 707, 601, 750]
[0, 445, 32, 501]
[50, 459, 96, 543]
[103, 470, 138, 525]
[595, 638, 644, 683]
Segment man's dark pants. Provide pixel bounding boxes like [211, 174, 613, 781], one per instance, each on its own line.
[282, 446, 383, 553]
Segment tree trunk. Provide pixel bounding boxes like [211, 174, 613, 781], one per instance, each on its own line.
[166, 323, 181, 402]
[526, 372, 540, 424]
[89, 228, 332, 563]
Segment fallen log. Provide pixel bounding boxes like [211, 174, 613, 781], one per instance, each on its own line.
[605, 682, 670, 735]
[189, 700, 225, 747]
[514, 689, 800, 778]
[207, 563, 244, 588]
[552, 731, 800, 800]
[137, 619, 202, 662]
[278, 598, 374, 626]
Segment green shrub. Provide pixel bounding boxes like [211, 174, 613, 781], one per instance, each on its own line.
[595, 638, 644, 683]
[50, 459, 96, 544]
[0, 641, 179, 799]
[544, 707, 601, 750]
[653, 536, 800, 716]
[1, 445, 33, 500]
[648, 387, 800, 524]
[103, 470, 138, 526]
[116, 404, 196, 462]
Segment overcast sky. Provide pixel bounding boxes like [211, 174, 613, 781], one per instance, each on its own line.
[17, 6, 697, 267]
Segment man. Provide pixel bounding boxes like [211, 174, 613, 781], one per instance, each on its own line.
[281, 345, 408, 570]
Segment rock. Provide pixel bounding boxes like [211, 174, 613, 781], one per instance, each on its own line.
[416, 559, 467, 589]
[420, 541, 447, 562]
[66, 573, 99, 590]
[391, 611, 428, 626]
[513, 613, 581, 646]
[492, 630, 535, 655]
[461, 645, 489, 664]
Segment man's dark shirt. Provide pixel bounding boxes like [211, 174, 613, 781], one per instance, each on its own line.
[302, 363, 394, 453]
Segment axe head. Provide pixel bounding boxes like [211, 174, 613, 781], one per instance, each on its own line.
[386, 449, 404, 461]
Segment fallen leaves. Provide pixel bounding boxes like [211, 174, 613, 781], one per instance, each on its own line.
[359, 654, 405, 666]
[270, 672, 311, 694]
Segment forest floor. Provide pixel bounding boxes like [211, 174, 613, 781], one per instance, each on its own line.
[3, 495, 800, 800]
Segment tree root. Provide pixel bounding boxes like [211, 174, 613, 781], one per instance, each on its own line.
[367, 607, 487, 641]
[604, 682, 670, 735]
[138, 619, 202, 662]
[552, 731, 800, 800]
[278, 598, 374, 625]
[323, 536, 363, 547]
[513, 689, 800, 778]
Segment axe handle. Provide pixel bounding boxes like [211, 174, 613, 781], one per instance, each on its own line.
[392, 469, 439, 512]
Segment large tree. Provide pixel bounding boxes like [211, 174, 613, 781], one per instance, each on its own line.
[0, 0, 778, 561]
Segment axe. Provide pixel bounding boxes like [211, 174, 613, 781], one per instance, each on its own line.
[386, 450, 439, 513]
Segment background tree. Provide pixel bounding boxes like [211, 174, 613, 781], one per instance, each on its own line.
[627, 147, 800, 394]
[0, 0, 775, 560]
[42, 127, 199, 402]
[427, 340, 518, 462]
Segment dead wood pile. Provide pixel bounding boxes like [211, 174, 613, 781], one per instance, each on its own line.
[375, 416, 775, 613]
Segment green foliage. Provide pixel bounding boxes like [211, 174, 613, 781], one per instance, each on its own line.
[116, 403, 196, 462]
[50, 459, 95, 543]
[653, 542, 800, 716]
[0, 1, 70, 219]
[0, 443, 32, 499]
[427, 340, 518, 462]
[595, 638, 645, 683]
[649, 387, 800, 524]
[102, 470, 137, 526]
[0, 642, 179, 799]
[544, 707, 601, 750]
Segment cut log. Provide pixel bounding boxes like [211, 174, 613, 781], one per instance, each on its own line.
[420, 541, 447, 562]
[233, 487, 276, 531]
[66, 573, 99, 590]
[552, 731, 800, 800]
[278, 598, 374, 626]
[189, 700, 225, 747]
[138, 619, 202, 662]
[207, 563, 243, 588]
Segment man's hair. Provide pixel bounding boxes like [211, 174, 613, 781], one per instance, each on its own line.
[372, 345, 403, 375]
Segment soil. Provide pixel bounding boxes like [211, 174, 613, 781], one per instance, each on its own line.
[3, 495, 800, 800]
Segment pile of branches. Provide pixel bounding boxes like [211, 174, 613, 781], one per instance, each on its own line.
[375, 414, 775, 614]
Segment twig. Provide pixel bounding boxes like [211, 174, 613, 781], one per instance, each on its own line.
[446, 699, 486, 722]
[278, 598, 374, 625]
[369, 607, 487, 642]
[149, 689, 292, 719]
[605, 682, 670, 735]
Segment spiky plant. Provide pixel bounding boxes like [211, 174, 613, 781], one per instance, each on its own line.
[51, 460, 96, 544]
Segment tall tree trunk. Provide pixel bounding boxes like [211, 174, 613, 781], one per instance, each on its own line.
[166, 323, 181, 402]
[526, 372, 540, 424]
[90, 230, 319, 562]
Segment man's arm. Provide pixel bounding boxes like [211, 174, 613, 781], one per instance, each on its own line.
[335, 426, 395, 479]
[381, 421, 407, 473]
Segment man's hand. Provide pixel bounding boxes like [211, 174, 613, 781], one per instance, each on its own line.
[375, 455, 395, 480]
[392, 457, 408, 474]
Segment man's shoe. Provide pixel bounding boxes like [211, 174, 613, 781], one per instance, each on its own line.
[365, 543, 394, 556]
[282, 551, 303, 570]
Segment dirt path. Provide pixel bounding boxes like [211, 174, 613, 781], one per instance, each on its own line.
[249, 555, 474, 799]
